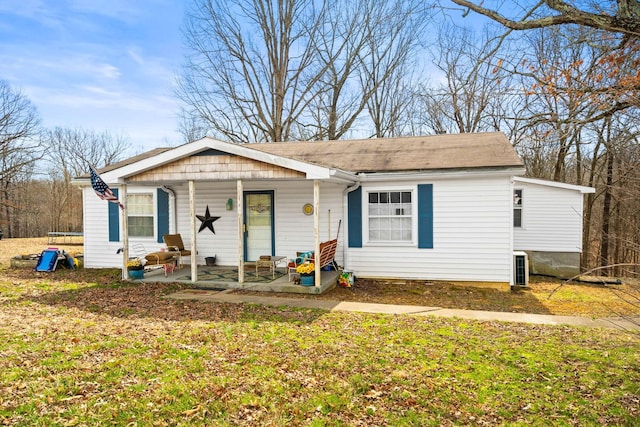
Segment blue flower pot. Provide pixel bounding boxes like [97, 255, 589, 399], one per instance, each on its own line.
[299, 274, 315, 286]
[128, 269, 144, 280]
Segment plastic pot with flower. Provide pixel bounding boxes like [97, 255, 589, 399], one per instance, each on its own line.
[126, 258, 145, 279]
[296, 262, 315, 286]
[126, 258, 144, 270]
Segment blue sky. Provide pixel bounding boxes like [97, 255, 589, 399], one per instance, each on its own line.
[0, 0, 185, 152]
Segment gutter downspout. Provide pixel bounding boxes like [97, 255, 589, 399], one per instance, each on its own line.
[342, 179, 360, 273]
[509, 177, 515, 288]
[161, 186, 177, 233]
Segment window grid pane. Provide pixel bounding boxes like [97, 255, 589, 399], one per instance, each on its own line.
[128, 194, 153, 215]
[127, 193, 154, 237]
[514, 189, 523, 228]
[129, 217, 154, 237]
[368, 191, 412, 242]
[514, 209, 522, 228]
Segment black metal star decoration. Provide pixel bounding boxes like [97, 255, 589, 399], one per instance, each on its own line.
[196, 205, 220, 234]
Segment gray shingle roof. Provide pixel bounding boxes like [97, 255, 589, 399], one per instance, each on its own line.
[83, 132, 522, 179]
[248, 132, 522, 173]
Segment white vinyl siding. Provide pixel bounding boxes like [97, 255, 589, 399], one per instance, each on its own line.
[84, 181, 345, 269]
[83, 188, 126, 268]
[513, 182, 585, 253]
[346, 176, 513, 283]
[84, 175, 521, 284]
[83, 187, 173, 268]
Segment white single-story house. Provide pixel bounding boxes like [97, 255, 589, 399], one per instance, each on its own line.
[76, 132, 594, 289]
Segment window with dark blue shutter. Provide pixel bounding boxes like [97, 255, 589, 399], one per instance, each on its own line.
[417, 184, 433, 249]
[347, 187, 362, 248]
[108, 188, 119, 242]
[157, 188, 169, 242]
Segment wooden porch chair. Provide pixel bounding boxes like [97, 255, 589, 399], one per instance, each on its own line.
[163, 234, 191, 267]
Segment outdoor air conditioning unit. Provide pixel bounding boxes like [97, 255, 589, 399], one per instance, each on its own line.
[513, 251, 529, 287]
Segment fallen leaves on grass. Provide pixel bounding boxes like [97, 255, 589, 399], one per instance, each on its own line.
[1, 270, 639, 426]
[237, 275, 640, 318]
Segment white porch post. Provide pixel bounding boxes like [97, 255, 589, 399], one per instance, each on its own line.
[120, 183, 128, 280]
[237, 179, 244, 284]
[314, 180, 320, 287]
[189, 180, 197, 282]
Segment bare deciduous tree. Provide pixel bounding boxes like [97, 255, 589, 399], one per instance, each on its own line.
[0, 80, 42, 238]
[178, 110, 209, 143]
[305, 0, 427, 140]
[42, 127, 129, 233]
[414, 24, 521, 136]
[450, 0, 640, 119]
[515, 26, 607, 182]
[44, 127, 128, 176]
[178, 0, 330, 143]
[361, 1, 427, 138]
[178, 0, 428, 143]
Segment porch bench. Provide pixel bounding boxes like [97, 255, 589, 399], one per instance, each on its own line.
[288, 239, 339, 281]
[144, 251, 179, 276]
[317, 239, 338, 271]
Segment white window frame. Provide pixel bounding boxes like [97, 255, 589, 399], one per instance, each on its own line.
[127, 192, 155, 239]
[364, 187, 416, 246]
[514, 188, 523, 228]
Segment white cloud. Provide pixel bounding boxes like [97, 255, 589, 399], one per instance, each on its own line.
[127, 48, 145, 65]
[0, 0, 185, 151]
[68, 0, 143, 24]
[98, 64, 122, 80]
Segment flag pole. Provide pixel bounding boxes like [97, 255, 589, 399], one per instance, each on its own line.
[88, 163, 127, 279]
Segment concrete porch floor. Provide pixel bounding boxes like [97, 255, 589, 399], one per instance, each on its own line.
[137, 264, 339, 295]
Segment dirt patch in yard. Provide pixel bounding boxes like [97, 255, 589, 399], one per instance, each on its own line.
[237, 275, 640, 318]
[0, 237, 84, 267]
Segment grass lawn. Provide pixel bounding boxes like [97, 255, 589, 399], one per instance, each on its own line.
[1, 267, 639, 426]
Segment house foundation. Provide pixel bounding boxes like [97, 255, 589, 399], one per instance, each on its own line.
[527, 251, 581, 279]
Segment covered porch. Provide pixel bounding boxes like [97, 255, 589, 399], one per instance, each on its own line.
[107, 138, 355, 293]
[137, 263, 341, 294]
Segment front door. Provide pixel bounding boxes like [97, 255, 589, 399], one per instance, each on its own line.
[243, 191, 274, 261]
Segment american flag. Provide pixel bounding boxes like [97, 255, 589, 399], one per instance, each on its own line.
[89, 166, 124, 209]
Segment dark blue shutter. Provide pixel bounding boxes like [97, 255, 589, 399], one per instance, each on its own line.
[347, 187, 362, 248]
[108, 188, 119, 242]
[417, 184, 433, 249]
[157, 188, 169, 243]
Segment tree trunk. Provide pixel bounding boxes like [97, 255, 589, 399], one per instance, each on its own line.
[599, 150, 614, 274]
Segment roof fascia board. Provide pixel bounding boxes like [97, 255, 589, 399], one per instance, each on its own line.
[102, 137, 349, 183]
[358, 167, 526, 182]
[513, 176, 595, 193]
[102, 138, 212, 182]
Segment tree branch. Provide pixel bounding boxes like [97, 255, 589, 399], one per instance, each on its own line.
[451, 0, 640, 37]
